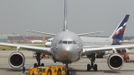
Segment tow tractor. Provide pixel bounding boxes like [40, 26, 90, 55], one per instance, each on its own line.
[26, 65, 66, 75]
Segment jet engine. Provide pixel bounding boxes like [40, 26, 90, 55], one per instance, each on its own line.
[107, 53, 123, 71]
[8, 51, 25, 69]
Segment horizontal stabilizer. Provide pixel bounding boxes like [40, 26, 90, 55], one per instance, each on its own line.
[27, 30, 56, 36]
[77, 31, 103, 36]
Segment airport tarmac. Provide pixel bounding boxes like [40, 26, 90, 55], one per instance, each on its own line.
[0, 51, 134, 75]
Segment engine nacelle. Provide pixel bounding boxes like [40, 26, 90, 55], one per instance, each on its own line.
[8, 51, 25, 69]
[107, 54, 123, 71]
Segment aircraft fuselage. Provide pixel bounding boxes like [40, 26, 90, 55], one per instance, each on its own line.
[51, 30, 83, 63]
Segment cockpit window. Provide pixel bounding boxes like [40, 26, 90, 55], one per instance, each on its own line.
[59, 40, 76, 44]
[63, 41, 68, 44]
[68, 41, 72, 44]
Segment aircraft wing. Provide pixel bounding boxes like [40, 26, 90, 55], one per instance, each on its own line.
[0, 42, 51, 54]
[83, 44, 134, 55]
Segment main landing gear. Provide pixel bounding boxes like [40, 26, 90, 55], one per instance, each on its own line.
[34, 52, 44, 67]
[87, 53, 98, 71]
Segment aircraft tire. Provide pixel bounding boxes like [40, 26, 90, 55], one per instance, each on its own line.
[41, 63, 44, 66]
[87, 64, 91, 71]
[34, 63, 38, 68]
[93, 64, 98, 71]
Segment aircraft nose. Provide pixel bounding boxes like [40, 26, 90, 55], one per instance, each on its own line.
[65, 46, 71, 51]
[61, 45, 79, 52]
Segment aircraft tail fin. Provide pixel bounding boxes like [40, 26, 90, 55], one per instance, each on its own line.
[63, 0, 68, 31]
[110, 14, 130, 45]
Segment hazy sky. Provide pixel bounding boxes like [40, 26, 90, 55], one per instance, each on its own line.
[0, 0, 134, 36]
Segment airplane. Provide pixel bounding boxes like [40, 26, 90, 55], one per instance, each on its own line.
[43, 14, 130, 59]
[0, 0, 134, 73]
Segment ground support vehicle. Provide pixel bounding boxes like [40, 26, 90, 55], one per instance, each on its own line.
[26, 65, 66, 75]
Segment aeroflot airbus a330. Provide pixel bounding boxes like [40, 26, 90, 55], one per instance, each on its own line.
[0, 0, 134, 73]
